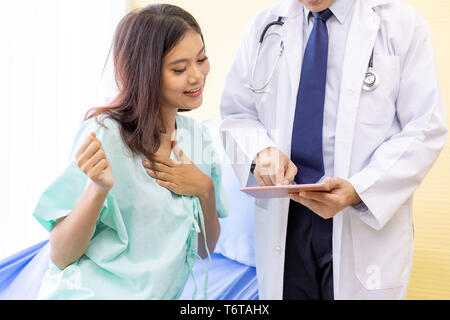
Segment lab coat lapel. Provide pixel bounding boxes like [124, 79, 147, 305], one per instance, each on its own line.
[332, 0, 380, 299]
[282, 10, 304, 108]
[334, 1, 380, 179]
[275, 6, 304, 158]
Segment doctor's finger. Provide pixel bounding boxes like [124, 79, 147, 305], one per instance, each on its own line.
[284, 161, 298, 184]
[269, 173, 278, 186]
[273, 163, 286, 186]
[254, 174, 265, 186]
[298, 190, 335, 204]
[253, 166, 267, 186]
[261, 174, 275, 186]
[289, 193, 317, 209]
[258, 164, 277, 185]
[254, 171, 271, 186]
[289, 194, 332, 219]
[255, 174, 269, 186]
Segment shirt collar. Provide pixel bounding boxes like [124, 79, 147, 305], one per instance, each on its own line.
[303, 0, 356, 25]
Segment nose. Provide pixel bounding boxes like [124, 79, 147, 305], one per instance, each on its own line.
[188, 66, 203, 84]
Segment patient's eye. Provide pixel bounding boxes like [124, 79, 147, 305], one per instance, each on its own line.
[173, 67, 187, 74]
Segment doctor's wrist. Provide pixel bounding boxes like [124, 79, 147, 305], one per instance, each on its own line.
[342, 179, 362, 208]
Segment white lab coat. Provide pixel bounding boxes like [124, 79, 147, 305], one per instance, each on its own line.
[220, 0, 447, 299]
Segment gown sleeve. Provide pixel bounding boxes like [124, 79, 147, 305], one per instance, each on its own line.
[32, 117, 126, 238]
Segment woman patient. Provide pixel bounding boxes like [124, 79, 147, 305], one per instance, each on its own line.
[33, 4, 228, 299]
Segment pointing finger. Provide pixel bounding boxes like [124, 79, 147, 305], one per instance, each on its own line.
[284, 161, 298, 185]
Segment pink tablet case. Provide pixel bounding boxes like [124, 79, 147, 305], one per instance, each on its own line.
[240, 183, 330, 199]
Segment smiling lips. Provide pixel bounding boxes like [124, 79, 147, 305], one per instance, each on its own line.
[184, 86, 202, 97]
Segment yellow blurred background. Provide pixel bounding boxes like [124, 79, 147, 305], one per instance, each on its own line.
[131, 0, 450, 299]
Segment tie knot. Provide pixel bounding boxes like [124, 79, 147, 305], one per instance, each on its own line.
[312, 8, 332, 22]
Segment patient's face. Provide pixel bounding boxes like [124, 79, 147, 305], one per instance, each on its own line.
[160, 30, 210, 113]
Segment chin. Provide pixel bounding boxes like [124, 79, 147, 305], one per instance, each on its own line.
[178, 105, 201, 112]
[180, 99, 203, 112]
[302, 0, 330, 11]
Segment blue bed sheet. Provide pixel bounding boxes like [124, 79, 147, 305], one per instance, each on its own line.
[0, 240, 258, 300]
[0, 240, 50, 300]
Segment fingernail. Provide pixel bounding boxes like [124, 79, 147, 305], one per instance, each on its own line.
[284, 179, 289, 185]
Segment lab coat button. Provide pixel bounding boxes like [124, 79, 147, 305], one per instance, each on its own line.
[274, 245, 282, 255]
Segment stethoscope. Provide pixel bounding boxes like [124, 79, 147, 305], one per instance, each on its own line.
[245, 17, 379, 94]
[244, 17, 285, 93]
[362, 48, 379, 91]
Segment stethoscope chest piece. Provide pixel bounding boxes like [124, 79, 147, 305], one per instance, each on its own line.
[363, 67, 379, 91]
[362, 49, 379, 92]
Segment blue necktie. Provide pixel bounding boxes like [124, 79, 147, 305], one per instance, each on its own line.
[291, 9, 332, 184]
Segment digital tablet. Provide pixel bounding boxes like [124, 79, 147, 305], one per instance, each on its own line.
[240, 183, 331, 199]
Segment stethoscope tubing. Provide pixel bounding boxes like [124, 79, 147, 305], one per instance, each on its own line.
[246, 18, 285, 93]
[259, 17, 284, 43]
[246, 17, 378, 93]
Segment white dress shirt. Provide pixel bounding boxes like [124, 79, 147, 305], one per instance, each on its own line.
[302, 0, 356, 180]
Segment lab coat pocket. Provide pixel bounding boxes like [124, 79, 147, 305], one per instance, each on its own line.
[350, 205, 413, 290]
[253, 205, 268, 282]
[356, 55, 400, 125]
[255, 198, 270, 210]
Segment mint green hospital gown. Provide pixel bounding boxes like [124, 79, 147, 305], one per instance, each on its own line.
[33, 113, 228, 299]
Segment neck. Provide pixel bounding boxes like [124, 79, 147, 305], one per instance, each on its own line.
[160, 108, 177, 137]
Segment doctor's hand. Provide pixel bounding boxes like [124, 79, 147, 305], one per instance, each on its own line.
[289, 177, 362, 219]
[253, 147, 297, 186]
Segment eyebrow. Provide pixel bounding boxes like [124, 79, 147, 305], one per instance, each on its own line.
[168, 46, 206, 66]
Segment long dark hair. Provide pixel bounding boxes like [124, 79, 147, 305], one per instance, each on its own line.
[85, 4, 203, 160]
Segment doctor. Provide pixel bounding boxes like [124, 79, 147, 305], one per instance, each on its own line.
[220, 0, 447, 299]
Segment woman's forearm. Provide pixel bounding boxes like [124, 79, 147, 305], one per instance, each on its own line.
[49, 182, 109, 269]
[197, 179, 220, 259]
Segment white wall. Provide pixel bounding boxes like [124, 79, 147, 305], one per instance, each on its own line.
[0, 0, 127, 260]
